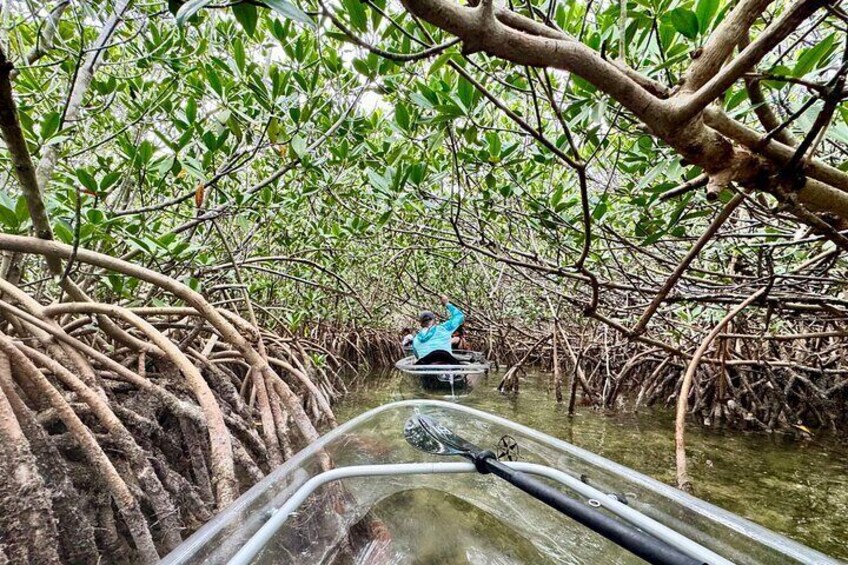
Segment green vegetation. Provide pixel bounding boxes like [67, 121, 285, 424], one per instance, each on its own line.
[0, 0, 846, 561]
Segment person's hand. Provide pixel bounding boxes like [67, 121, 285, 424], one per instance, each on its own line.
[440, 294, 449, 306]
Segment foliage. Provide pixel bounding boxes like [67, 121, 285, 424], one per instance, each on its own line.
[1, 0, 846, 352]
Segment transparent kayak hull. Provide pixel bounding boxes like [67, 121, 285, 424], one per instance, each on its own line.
[162, 400, 837, 565]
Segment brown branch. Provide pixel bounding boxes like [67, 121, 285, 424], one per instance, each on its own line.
[681, 0, 774, 92]
[0, 234, 322, 451]
[632, 192, 747, 334]
[399, 0, 664, 127]
[0, 47, 59, 273]
[658, 173, 709, 202]
[676, 0, 827, 121]
[675, 287, 767, 492]
[739, 34, 798, 147]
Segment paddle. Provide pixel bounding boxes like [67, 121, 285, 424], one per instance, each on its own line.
[404, 413, 705, 565]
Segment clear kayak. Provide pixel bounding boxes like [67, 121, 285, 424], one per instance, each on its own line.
[395, 351, 490, 392]
[161, 400, 838, 565]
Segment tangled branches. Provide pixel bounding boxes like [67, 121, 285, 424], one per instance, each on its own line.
[494, 316, 848, 438]
[0, 235, 342, 563]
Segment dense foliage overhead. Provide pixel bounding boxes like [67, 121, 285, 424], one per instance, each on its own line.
[2, 0, 846, 329]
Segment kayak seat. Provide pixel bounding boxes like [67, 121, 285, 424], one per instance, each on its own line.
[415, 350, 463, 366]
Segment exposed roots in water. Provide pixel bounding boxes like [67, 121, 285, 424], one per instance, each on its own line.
[498, 319, 848, 437]
[0, 236, 344, 563]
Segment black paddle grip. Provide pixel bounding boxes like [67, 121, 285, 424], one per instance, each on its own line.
[482, 458, 705, 565]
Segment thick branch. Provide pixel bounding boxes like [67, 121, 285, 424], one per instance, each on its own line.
[676, 0, 828, 122]
[739, 34, 798, 147]
[399, 0, 664, 127]
[0, 47, 59, 272]
[682, 0, 774, 92]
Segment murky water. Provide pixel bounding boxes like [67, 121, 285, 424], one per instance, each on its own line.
[335, 370, 848, 560]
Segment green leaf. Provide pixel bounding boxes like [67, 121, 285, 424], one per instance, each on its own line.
[107, 274, 124, 294]
[100, 171, 122, 191]
[233, 3, 258, 36]
[695, 0, 719, 34]
[763, 64, 792, 89]
[175, 0, 214, 26]
[206, 66, 223, 96]
[14, 196, 27, 223]
[185, 97, 197, 123]
[592, 196, 608, 220]
[725, 87, 747, 111]
[667, 8, 699, 40]
[457, 76, 475, 110]
[342, 0, 368, 32]
[233, 38, 246, 73]
[264, 0, 315, 28]
[367, 169, 390, 192]
[43, 135, 72, 147]
[53, 221, 73, 244]
[352, 58, 371, 77]
[0, 201, 18, 229]
[428, 51, 455, 76]
[137, 141, 154, 166]
[408, 163, 426, 185]
[550, 185, 564, 208]
[794, 33, 836, 77]
[485, 131, 501, 159]
[40, 112, 61, 140]
[76, 169, 98, 192]
[291, 134, 307, 157]
[0, 191, 14, 212]
[395, 103, 410, 131]
[87, 209, 104, 224]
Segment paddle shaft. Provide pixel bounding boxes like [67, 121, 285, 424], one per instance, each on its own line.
[482, 458, 704, 565]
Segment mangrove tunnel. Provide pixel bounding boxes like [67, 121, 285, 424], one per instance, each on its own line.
[0, 0, 846, 562]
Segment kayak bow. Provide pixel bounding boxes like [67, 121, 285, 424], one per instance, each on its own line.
[405, 413, 705, 565]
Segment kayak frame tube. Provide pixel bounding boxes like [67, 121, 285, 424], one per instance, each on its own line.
[483, 459, 702, 565]
[227, 461, 728, 565]
[394, 355, 490, 375]
[162, 400, 838, 565]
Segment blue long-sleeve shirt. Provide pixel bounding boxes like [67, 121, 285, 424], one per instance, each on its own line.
[412, 303, 464, 359]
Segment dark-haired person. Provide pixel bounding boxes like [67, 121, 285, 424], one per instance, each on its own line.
[412, 295, 464, 365]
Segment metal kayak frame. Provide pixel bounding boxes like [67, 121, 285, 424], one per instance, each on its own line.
[161, 400, 839, 565]
[226, 460, 731, 565]
[394, 352, 490, 376]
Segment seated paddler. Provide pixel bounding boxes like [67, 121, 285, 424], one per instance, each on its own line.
[412, 294, 465, 365]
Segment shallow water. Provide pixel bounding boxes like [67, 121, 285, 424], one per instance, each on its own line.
[335, 370, 848, 560]
[359, 489, 556, 564]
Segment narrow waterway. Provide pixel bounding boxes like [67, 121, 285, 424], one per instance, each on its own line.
[335, 370, 848, 560]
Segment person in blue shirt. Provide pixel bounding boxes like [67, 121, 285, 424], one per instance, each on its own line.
[412, 295, 465, 365]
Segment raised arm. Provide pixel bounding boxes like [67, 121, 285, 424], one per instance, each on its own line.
[439, 295, 465, 333]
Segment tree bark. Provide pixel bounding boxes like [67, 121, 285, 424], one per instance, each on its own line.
[0, 47, 59, 271]
[675, 288, 766, 492]
[35, 0, 133, 193]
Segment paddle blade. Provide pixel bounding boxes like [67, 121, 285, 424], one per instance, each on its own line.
[403, 413, 480, 457]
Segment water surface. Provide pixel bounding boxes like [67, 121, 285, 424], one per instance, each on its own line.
[335, 370, 848, 560]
